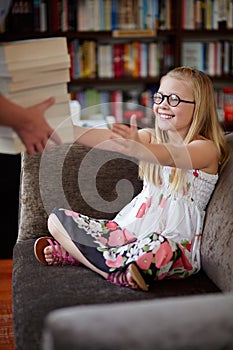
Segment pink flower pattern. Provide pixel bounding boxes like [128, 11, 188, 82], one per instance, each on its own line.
[58, 163, 205, 284]
[136, 197, 152, 219]
[137, 252, 153, 270]
[136, 202, 147, 218]
[108, 230, 126, 247]
[155, 242, 173, 268]
[106, 254, 123, 268]
[64, 210, 79, 219]
[60, 202, 195, 282]
[106, 221, 118, 230]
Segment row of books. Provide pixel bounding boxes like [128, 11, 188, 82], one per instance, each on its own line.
[58, 0, 174, 32]
[1, 0, 175, 34]
[76, 0, 159, 32]
[1, 0, 47, 33]
[70, 88, 155, 124]
[0, 37, 72, 154]
[72, 86, 233, 125]
[3, 0, 233, 34]
[69, 40, 174, 79]
[182, 41, 233, 76]
[182, 0, 233, 30]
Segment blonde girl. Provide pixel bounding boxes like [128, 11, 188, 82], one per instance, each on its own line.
[34, 67, 228, 291]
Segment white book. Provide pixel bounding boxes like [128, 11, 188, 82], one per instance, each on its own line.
[0, 37, 68, 62]
[0, 54, 71, 78]
[216, 42, 222, 77]
[182, 0, 195, 29]
[9, 93, 70, 109]
[182, 42, 205, 71]
[98, 44, 113, 78]
[213, 0, 219, 29]
[227, 1, 233, 29]
[207, 42, 215, 76]
[4, 83, 69, 101]
[98, 45, 106, 78]
[40, 1, 47, 32]
[148, 42, 159, 77]
[0, 68, 70, 93]
[77, 0, 88, 31]
[140, 42, 148, 78]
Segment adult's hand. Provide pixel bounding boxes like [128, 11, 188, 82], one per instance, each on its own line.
[13, 97, 62, 155]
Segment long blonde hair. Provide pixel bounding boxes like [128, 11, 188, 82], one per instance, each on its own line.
[139, 66, 229, 190]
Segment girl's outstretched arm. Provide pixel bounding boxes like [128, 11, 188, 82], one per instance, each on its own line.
[74, 115, 151, 153]
[73, 124, 112, 149]
[110, 115, 219, 174]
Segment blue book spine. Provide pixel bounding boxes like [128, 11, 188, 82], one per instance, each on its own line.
[111, 0, 118, 30]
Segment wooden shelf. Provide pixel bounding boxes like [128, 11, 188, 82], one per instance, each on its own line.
[69, 77, 160, 88]
[181, 29, 233, 38]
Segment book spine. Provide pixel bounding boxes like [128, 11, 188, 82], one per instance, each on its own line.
[111, 0, 118, 30]
[40, 1, 47, 31]
[61, 0, 69, 31]
[51, 0, 59, 31]
[33, 0, 41, 31]
[113, 43, 124, 78]
[132, 41, 140, 78]
[110, 90, 123, 122]
[5, 0, 34, 33]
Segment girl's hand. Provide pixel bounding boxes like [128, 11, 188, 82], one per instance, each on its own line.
[110, 115, 141, 156]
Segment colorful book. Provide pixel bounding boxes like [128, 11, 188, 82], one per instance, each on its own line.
[182, 42, 206, 72]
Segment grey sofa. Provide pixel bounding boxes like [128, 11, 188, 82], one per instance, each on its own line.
[13, 133, 233, 350]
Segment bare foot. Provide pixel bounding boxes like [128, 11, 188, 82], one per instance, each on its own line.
[43, 244, 71, 265]
[34, 236, 80, 266]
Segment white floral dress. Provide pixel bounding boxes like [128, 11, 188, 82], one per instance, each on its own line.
[51, 167, 218, 284]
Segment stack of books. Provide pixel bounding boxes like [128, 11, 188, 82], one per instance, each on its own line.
[0, 37, 72, 154]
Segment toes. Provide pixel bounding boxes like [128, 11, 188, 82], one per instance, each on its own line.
[44, 246, 51, 255]
[44, 246, 53, 264]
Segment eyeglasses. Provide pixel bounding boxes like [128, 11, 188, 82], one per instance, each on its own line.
[153, 92, 195, 107]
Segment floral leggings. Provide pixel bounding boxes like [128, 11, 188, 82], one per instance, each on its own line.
[52, 208, 197, 285]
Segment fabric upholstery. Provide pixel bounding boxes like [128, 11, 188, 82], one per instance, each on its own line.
[12, 239, 220, 350]
[43, 293, 233, 350]
[18, 144, 143, 241]
[201, 133, 233, 292]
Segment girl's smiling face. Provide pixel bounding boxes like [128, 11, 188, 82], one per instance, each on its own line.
[153, 76, 195, 139]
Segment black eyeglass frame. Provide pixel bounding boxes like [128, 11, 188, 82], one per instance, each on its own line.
[153, 92, 195, 107]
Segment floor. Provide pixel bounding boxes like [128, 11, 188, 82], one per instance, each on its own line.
[0, 259, 15, 350]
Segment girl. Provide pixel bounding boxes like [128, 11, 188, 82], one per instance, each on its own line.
[34, 66, 228, 291]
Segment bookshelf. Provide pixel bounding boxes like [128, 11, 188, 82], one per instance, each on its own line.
[0, 0, 233, 126]
[0, 1, 233, 125]
[1, 1, 233, 120]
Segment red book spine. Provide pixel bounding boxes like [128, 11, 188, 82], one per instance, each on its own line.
[113, 44, 124, 78]
[51, 0, 59, 31]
